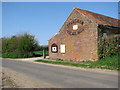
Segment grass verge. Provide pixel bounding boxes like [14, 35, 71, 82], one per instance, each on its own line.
[35, 54, 119, 71]
[33, 51, 49, 56]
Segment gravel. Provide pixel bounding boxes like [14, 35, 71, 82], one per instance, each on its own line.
[2, 68, 53, 88]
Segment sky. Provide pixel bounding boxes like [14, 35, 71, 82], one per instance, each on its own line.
[2, 2, 118, 45]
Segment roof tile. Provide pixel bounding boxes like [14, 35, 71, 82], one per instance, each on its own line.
[75, 8, 119, 27]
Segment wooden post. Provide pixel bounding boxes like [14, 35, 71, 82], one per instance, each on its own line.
[43, 49, 46, 59]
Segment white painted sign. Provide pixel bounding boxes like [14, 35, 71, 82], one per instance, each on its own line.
[52, 47, 57, 52]
[73, 25, 78, 30]
[60, 44, 65, 53]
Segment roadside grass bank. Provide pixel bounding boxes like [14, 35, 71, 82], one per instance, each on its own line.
[35, 54, 119, 71]
[33, 50, 49, 56]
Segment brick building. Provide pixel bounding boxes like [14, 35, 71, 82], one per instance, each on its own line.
[49, 8, 120, 61]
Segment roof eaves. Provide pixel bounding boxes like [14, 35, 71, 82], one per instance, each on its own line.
[74, 8, 98, 26]
[74, 8, 119, 27]
[58, 8, 75, 32]
[49, 8, 76, 40]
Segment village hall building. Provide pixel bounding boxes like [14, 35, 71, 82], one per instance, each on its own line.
[49, 8, 120, 61]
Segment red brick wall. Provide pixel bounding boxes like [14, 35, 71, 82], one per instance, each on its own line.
[49, 9, 98, 61]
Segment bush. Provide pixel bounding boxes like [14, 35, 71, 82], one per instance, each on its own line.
[98, 28, 120, 59]
[18, 33, 38, 57]
[2, 33, 39, 58]
[38, 45, 48, 51]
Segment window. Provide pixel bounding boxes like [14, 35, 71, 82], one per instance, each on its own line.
[60, 44, 65, 53]
[73, 25, 78, 30]
[51, 43, 58, 53]
[52, 47, 57, 52]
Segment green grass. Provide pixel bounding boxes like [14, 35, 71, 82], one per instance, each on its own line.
[35, 54, 119, 70]
[88, 55, 119, 70]
[33, 50, 49, 56]
[35, 59, 89, 68]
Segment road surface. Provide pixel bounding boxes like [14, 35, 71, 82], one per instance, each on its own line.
[2, 58, 118, 88]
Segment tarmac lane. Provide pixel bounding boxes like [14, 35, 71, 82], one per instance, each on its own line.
[2, 58, 118, 88]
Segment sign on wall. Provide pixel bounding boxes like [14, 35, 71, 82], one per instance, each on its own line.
[73, 25, 78, 30]
[51, 43, 58, 53]
[52, 47, 57, 52]
[60, 44, 65, 53]
[66, 19, 84, 35]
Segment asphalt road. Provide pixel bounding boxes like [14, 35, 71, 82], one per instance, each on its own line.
[2, 58, 118, 88]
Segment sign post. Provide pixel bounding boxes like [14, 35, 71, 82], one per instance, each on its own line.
[43, 49, 46, 59]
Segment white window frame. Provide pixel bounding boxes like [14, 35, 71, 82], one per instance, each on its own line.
[60, 44, 65, 53]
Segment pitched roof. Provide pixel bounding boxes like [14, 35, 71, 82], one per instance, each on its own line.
[75, 8, 119, 27]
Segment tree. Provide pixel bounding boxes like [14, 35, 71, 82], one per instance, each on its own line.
[2, 33, 39, 58]
[18, 33, 38, 57]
